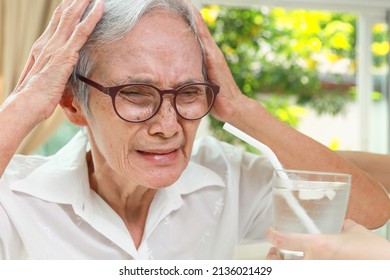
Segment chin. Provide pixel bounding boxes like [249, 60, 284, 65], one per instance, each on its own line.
[155, 174, 182, 189]
[142, 168, 184, 189]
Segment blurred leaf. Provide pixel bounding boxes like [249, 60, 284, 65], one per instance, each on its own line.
[201, 5, 388, 146]
[329, 138, 341, 150]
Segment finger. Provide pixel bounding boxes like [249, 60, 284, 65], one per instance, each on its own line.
[193, 7, 235, 86]
[19, 0, 103, 91]
[193, 7, 222, 60]
[40, 0, 75, 44]
[63, 0, 104, 56]
[47, 0, 95, 48]
[267, 227, 309, 253]
[193, 8, 214, 45]
[342, 219, 358, 231]
[266, 247, 282, 260]
[14, 0, 74, 89]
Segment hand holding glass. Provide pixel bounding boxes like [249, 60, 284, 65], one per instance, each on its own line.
[272, 169, 351, 259]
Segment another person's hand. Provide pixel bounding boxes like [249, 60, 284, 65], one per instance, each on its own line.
[10, 0, 104, 123]
[266, 219, 390, 260]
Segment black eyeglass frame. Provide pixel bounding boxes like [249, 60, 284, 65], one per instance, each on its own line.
[77, 74, 220, 123]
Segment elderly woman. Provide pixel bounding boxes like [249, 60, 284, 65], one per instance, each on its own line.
[0, 0, 388, 259]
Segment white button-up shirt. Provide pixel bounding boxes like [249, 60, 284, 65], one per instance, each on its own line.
[0, 132, 274, 259]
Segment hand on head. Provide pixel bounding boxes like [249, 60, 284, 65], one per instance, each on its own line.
[13, 0, 104, 122]
[192, 7, 251, 124]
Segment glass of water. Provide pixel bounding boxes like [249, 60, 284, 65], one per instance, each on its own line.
[272, 169, 351, 259]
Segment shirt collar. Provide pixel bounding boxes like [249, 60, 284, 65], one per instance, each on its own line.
[169, 161, 226, 195]
[8, 131, 90, 207]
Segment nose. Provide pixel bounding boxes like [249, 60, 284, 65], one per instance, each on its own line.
[147, 97, 180, 138]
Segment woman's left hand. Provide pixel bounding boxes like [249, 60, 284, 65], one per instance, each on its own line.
[193, 8, 251, 124]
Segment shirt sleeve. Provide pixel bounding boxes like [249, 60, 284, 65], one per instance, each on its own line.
[0, 179, 27, 260]
[0, 203, 27, 259]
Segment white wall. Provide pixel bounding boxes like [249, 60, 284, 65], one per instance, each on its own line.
[298, 99, 388, 153]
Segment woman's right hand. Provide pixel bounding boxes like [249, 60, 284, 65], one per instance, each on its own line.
[10, 0, 104, 123]
[0, 0, 104, 176]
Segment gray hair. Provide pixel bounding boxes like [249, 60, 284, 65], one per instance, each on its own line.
[68, 0, 206, 112]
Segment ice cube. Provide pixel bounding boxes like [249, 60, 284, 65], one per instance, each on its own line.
[298, 190, 325, 200]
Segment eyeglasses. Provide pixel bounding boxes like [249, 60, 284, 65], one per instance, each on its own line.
[77, 74, 220, 123]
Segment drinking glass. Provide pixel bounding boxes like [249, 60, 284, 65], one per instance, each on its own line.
[272, 169, 351, 259]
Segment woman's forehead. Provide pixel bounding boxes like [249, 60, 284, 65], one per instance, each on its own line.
[91, 13, 203, 82]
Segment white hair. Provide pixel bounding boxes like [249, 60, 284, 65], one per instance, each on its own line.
[69, 0, 206, 110]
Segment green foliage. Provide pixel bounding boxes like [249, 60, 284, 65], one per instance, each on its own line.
[203, 6, 357, 101]
[202, 6, 388, 143]
[262, 96, 307, 127]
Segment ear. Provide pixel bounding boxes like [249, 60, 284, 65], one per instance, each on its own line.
[59, 86, 88, 126]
